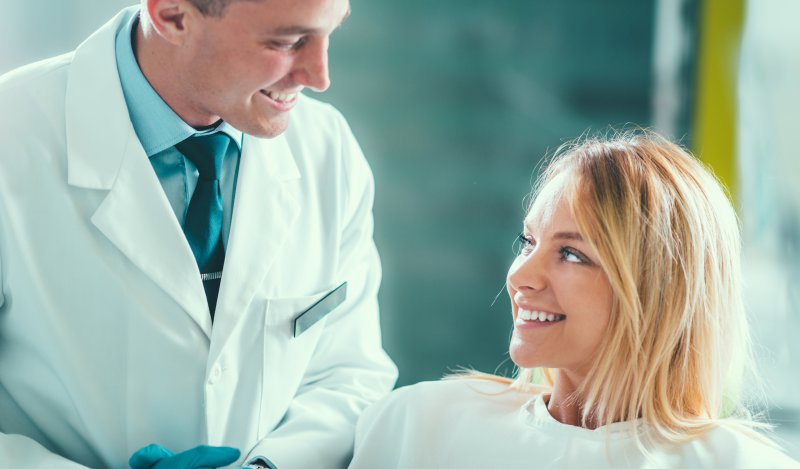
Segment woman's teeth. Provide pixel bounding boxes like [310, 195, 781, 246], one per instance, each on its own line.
[518, 309, 565, 322]
[264, 90, 297, 102]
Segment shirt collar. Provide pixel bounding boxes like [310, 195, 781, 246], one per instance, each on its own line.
[520, 393, 644, 440]
[114, 12, 242, 157]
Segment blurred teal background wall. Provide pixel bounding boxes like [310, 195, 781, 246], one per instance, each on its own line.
[322, 0, 655, 385]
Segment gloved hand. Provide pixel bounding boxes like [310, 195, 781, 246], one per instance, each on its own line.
[129, 444, 241, 469]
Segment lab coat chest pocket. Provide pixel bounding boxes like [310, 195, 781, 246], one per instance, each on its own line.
[257, 288, 332, 438]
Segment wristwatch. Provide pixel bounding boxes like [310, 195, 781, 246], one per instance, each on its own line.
[244, 457, 278, 469]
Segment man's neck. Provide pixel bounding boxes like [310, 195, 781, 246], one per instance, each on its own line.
[134, 18, 218, 128]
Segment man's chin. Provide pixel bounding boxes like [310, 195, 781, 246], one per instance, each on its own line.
[238, 116, 290, 139]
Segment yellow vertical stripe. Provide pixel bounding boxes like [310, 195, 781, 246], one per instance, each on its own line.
[693, 0, 744, 206]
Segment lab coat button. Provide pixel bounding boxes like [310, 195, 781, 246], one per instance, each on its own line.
[208, 365, 222, 385]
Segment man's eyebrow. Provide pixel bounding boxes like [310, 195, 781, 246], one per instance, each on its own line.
[272, 25, 318, 36]
[552, 231, 584, 241]
[271, 8, 351, 36]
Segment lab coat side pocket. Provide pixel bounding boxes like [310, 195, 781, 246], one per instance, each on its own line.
[257, 289, 331, 439]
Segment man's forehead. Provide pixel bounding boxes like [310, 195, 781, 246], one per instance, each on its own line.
[226, 0, 350, 32]
[268, 4, 350, 34]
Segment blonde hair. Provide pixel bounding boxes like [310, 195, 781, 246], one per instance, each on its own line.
[514, 129, 764, 445]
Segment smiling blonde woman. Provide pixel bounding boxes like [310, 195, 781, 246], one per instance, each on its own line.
[348, 131, 799, 468]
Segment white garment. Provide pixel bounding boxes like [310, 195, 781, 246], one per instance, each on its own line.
[350, 379, 800, 469]
[0, 7, 397, 469]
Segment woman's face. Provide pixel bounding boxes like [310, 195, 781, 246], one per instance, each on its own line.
[507, 181, 614, 377]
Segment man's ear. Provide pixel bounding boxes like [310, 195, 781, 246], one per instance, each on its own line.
[143, 0, 201, 45]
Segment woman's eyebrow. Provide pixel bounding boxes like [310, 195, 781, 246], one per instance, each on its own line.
[552, 231, 583, 241]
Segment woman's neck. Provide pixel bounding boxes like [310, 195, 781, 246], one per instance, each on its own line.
[546, 369, 603, 429]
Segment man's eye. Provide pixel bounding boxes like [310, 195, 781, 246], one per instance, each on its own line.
[270, 41, 295, 50]
[270, 37, 307, 51]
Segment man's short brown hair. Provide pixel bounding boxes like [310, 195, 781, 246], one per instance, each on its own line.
[189, 0, 258, 17]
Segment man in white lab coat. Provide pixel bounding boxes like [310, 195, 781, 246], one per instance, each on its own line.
[0, 0, 397, 467]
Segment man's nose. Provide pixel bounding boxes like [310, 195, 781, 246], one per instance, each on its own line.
[293, 37, 331, 92]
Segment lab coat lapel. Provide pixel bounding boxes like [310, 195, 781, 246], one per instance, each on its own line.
[65, 6, 212, 337]
[90, 133, 212, 336]
[209, 134, 300, 357]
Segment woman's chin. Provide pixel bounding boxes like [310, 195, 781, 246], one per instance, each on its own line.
[509, 344, 546, 369]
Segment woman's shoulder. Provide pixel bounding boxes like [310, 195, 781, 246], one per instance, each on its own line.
[389, 374, 536, 403]
[351, 377, 543, 468]
[359, 374, 542, 427]
[684, 424, 800, 468]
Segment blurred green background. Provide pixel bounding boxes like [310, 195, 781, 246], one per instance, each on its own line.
[323, 0, 655, 385]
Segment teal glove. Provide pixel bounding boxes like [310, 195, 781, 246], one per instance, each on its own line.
[129, 444, 241, 469]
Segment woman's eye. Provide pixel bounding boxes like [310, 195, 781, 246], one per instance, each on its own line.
[559, 247, 585, 264]
[516, 233, 534, 255]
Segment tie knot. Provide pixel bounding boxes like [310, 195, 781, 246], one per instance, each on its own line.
[176, 133, 232, 180]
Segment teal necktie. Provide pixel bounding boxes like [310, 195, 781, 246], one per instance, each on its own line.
[175, 133, 231, 319]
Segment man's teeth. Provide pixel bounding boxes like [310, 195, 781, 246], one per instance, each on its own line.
[518, 309, 565, 322]
[265, 90, 297, 102]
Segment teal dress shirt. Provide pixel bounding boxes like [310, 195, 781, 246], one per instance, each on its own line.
[114, 13, 242, 249]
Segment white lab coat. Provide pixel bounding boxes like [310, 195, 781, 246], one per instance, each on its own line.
[0, 8, 396, 469]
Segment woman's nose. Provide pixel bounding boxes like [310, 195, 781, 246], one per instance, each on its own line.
[507, 249, 548, 293]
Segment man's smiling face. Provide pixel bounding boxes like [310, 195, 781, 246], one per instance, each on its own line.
[175, 0, 350, 137]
